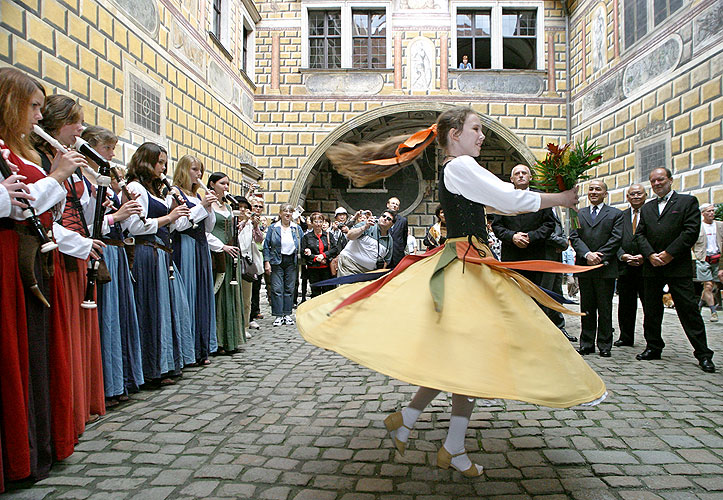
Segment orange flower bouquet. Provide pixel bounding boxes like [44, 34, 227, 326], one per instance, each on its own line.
[532, 138, 603, 228]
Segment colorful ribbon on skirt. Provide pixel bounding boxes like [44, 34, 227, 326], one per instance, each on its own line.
[330, 237, 600, 316]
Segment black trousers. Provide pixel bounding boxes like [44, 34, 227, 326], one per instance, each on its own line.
[539, 271, 565, 329]
[642, 276, 714, 361]
[617, 269, 644, 344]
[307, 266, 333, 297]
[578, 277, 615, 352]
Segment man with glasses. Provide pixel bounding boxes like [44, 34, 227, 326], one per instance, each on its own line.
[615, 184, 647, 347]
[336, 210, 395, 277]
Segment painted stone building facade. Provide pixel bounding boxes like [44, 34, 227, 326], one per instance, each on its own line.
[2, 0, 721, 238]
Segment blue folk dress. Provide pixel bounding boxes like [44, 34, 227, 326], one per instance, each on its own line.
[126, 182, 193, 381]
[171, 190, 217, 363]
[97, 194, 144, 397]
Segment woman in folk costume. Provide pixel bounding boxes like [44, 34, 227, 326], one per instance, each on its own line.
[80, 127, 145, 406]
[0, 68, 86, 484]
[33, 95, 107, 437]
[170, 155, 218, 364]
[206, 172, 245, 353]
[297, 106, 607, 477]
[125, 143, 192, 386]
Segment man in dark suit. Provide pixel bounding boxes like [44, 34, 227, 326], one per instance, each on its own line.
[570, 180, 623, 357]
[634, 168, 715, 373]
[615, 184, 647, 347]
[490, 164, 556, 284]
[386, 196, 408, 268]
[539, 211, 577, 342]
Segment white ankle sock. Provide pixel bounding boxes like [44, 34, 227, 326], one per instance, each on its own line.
[396, 407, 421, 442]
[444, 415, 481, 472]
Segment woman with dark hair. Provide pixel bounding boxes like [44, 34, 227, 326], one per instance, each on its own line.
[423, 204, 447, 250]
[170, 155, 217, 364]
[298, 106, 606, 477]
[33, 95, 108, 438]
[125, 143, 191, 386]
[301, 212, 339, 297]
[0, 67, 86, 486]
[80, 126, 145, 406]
[207, 173, 252, 351]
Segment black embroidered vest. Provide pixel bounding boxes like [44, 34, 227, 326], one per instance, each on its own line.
[439, 163, 488, 242]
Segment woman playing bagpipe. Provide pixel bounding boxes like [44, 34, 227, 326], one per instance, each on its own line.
[124, 143, 193, 386]
[297, 106, 607, 477]
[79, 126, 145, 407]
[170, 156, 218, 365]
[207, 173, 245, 352]
[33, 95, 107, 438]
[0, 68, 87, 486]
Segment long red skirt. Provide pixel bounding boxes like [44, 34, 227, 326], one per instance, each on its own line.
[49, 252, 75, 460]
[0, 229, 30, 486]
[57, 256, 105, 438]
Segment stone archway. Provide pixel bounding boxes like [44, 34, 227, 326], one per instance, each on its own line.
[288, 102, 537, 209]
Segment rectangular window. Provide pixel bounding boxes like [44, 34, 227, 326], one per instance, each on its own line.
[242, 24, 249, 73]
[212, 0, 222, 39]
[456, 10, 491, 69]
[309, 10, 342, 69]
[352, 10, 386, 69]
[625, 0, 684, 48]
[128, 72, 162, 136]
[653, 0, 683, 26]
[502, 9, 536, 69]
[639, 141, 666, 179]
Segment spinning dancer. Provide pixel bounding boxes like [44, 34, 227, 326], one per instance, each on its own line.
[297, 106, 606, 477]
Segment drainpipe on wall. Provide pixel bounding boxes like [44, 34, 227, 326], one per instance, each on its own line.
[561, 0, 572, 143]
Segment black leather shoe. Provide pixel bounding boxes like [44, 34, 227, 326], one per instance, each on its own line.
[599, 350, 611, 357]
[577, 347, 595, 355]
[699, 358, 716, 373]
[636, 348, 662, 360]
[614, 340, 633, 347]
[561, 328, 578, 343]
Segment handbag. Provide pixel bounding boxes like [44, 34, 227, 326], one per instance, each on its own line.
[706, 253, 720, 265]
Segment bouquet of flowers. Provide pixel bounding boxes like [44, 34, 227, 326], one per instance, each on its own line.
[532, 138, 603, 228]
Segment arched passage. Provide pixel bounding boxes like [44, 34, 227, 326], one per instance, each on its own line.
[289, 102, 537, 211]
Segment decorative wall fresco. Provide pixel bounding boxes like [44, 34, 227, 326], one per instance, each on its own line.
[306, 73, 385, 95]
[112, 0, 159, 38]
[170, 17, 207, 76]
[622, 35, 682, 97]
[693, 0, 723, 54]
[457, 73, 543, 95]
[408, 37, 435, 91]
[592, 4, 606, 73]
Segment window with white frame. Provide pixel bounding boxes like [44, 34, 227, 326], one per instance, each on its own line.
[456, 10, 491, 69]
[451, 3, 544, 71]
[209, 0, 231, 56]
[624, 0, 684, 48]
[303, 2, 392, 69]
[352, 10, 387, 69]
[309, 10, 342, 69]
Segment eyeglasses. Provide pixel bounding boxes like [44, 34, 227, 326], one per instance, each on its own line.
[380, 215, 393, 221]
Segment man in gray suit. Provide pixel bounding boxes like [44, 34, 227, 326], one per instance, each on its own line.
[570, 180, 623, 357]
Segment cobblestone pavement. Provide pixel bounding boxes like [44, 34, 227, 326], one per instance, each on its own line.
[5, 299, 723, 500]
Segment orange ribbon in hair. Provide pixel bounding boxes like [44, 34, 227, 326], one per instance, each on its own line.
[364, 124, 438, 166]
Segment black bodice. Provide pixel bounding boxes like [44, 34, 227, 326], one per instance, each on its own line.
[438, 163, 488, 241]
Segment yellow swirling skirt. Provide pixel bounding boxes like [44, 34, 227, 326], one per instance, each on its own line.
[296, 239, 607, 408]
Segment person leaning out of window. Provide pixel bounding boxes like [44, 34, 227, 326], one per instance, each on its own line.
[263, 203, 304, 327]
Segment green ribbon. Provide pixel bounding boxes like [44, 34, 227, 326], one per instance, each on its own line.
[429, 242, 459, 313]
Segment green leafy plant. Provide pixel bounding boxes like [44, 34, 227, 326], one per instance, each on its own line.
[715, 203, 723, 221]
[531, 139, 603, 228]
